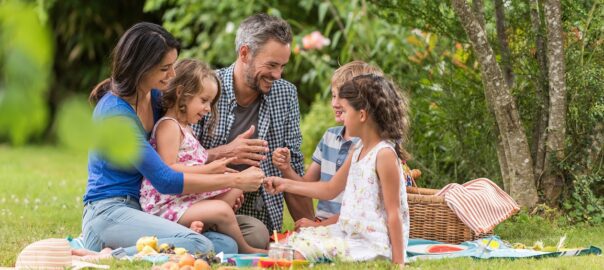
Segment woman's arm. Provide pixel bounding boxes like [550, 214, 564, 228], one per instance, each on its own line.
[126, 117, 263, 195]
[182, 166, 264, 194]
[376, 148, 404, 265]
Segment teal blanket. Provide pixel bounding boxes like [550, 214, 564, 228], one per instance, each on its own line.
[407, 236, 601, 262]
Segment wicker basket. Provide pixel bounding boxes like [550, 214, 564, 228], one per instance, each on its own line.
[406, 186, 492, 244]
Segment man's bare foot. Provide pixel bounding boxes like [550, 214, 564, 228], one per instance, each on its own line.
[190, 220, 204, 233]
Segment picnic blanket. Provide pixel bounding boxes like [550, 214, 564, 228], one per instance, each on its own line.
[407, 236, 601, 262]
[435, 178, 520, 235]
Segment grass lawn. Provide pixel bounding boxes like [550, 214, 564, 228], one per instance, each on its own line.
[1, 144, 602, 269]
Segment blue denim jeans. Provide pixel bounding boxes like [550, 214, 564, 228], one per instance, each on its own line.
[82, 195, 237, 255]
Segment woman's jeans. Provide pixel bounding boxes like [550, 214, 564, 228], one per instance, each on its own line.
[82, 195, 238, 255]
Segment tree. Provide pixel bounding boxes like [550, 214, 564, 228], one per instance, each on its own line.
[450, 0, 539, 207]
[541, 0, 567, 205]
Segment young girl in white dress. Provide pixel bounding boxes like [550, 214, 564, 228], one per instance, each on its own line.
[265, 74, 411, 266]
[139, 59, 266, 254]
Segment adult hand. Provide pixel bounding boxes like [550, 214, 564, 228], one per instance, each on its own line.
[272, 147, 291, 171]
[294, 218, 319, 231]
[223, 125, 269, 166]
[233, 193, 244, 211]
[263, 176, 287, 194]
[236, 166, 265, 192]
[203, 157, 238, 174]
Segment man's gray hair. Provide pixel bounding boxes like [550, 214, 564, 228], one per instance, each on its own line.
[235, 13, 293, 55]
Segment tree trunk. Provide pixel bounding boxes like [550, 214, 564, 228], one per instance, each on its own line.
[542, 0, 567, 206]
[472, 0, 486, 30]
[528, 0, 550, 188]
[494, 0, 514, 88]
[451, 0, 539, 208]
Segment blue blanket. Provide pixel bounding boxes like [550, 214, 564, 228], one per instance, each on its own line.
[407, 236, 601, 262]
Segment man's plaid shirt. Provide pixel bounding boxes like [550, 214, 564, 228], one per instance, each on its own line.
[192, 64, 305, 231]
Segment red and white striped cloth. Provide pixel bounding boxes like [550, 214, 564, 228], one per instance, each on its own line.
[435, 178, 519, 235]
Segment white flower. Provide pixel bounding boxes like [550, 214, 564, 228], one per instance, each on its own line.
[225, 22, 235, 34]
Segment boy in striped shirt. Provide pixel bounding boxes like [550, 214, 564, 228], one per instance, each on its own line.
[272, 61, 383, 229]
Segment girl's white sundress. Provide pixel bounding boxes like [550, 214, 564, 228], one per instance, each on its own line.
[140, 117, 230, 222]
[288, 140, 410, 262]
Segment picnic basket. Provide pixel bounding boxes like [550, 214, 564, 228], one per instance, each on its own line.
[404, 169, 492, 244]
[406, 186, 492, 244]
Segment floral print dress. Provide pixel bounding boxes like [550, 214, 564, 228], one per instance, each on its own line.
[140, 117, 230, 222]
[288, 141, 410, 262]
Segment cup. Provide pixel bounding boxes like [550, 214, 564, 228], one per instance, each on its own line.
[268, 243, 294, 261]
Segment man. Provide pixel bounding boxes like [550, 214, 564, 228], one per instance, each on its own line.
[193, 13, 313, 249]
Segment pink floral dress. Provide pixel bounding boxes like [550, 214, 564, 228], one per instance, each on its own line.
[140, 117, 230, 222]
[288, 141, 410, 262]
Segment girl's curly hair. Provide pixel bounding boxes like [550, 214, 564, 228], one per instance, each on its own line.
[161, 59, 221, 133]
[338, 74, 411, 161]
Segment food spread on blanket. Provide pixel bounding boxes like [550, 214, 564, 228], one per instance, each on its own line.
[130, 236, 219, 270]
[512, 235, 577, 252]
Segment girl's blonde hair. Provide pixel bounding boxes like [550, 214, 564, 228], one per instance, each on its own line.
[339, 74, 412, 161]
[331, 61, 384, 91]
[161, 59, 221, 133]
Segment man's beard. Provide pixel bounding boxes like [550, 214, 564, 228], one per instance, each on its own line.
[245, 61, 274, 94]
[244, 61, 262, 94]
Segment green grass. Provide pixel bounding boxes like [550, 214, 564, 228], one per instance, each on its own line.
[1, 145, 603, 269]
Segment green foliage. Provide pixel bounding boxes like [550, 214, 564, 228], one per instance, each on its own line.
[558, 1, 604, 223]
[56, 98, 140, 167]
[563, 175, 604, 225]
[0, 1, 52, 145]
[0, 1, 142, 166]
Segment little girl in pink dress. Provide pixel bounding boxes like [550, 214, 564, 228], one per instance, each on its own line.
[139, 116, 230, 223]
[139, 59, 266, 254]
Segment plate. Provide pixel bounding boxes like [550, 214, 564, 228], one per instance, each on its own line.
[407, 244, 469, 255]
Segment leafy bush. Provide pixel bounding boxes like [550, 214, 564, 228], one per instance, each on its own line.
[563, 175, 604, 225]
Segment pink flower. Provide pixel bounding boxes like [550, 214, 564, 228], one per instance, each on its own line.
[302, 31, 330, 50]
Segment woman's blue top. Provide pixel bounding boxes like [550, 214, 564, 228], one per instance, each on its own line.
[83, 90, 184, 203]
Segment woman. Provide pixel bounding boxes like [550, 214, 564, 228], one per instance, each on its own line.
[82, 22, 264, 256]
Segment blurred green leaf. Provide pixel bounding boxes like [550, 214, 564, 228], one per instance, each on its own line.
[95, 117, 140, 167]
[56, 97, 140, 167]
[0, 1, 52, 145]
[56, 98, 94, 152]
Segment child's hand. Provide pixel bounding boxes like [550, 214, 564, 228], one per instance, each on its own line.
[272, 147, 291, 171]
[204, 157, 238, 174]
[263, 176, 286, 194]
[294, 218, 319, 231]
[233, 193, 244, 211]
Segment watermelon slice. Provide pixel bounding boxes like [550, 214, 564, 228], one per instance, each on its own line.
[427, 244, 466, 253]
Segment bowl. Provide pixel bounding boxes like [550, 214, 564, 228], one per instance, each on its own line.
[233, 256, 259, 267]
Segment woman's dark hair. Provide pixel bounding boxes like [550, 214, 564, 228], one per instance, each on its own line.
[339, 74, 412, 161]
[161, 59, 221, 134]
[89, 22, 180, 104]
